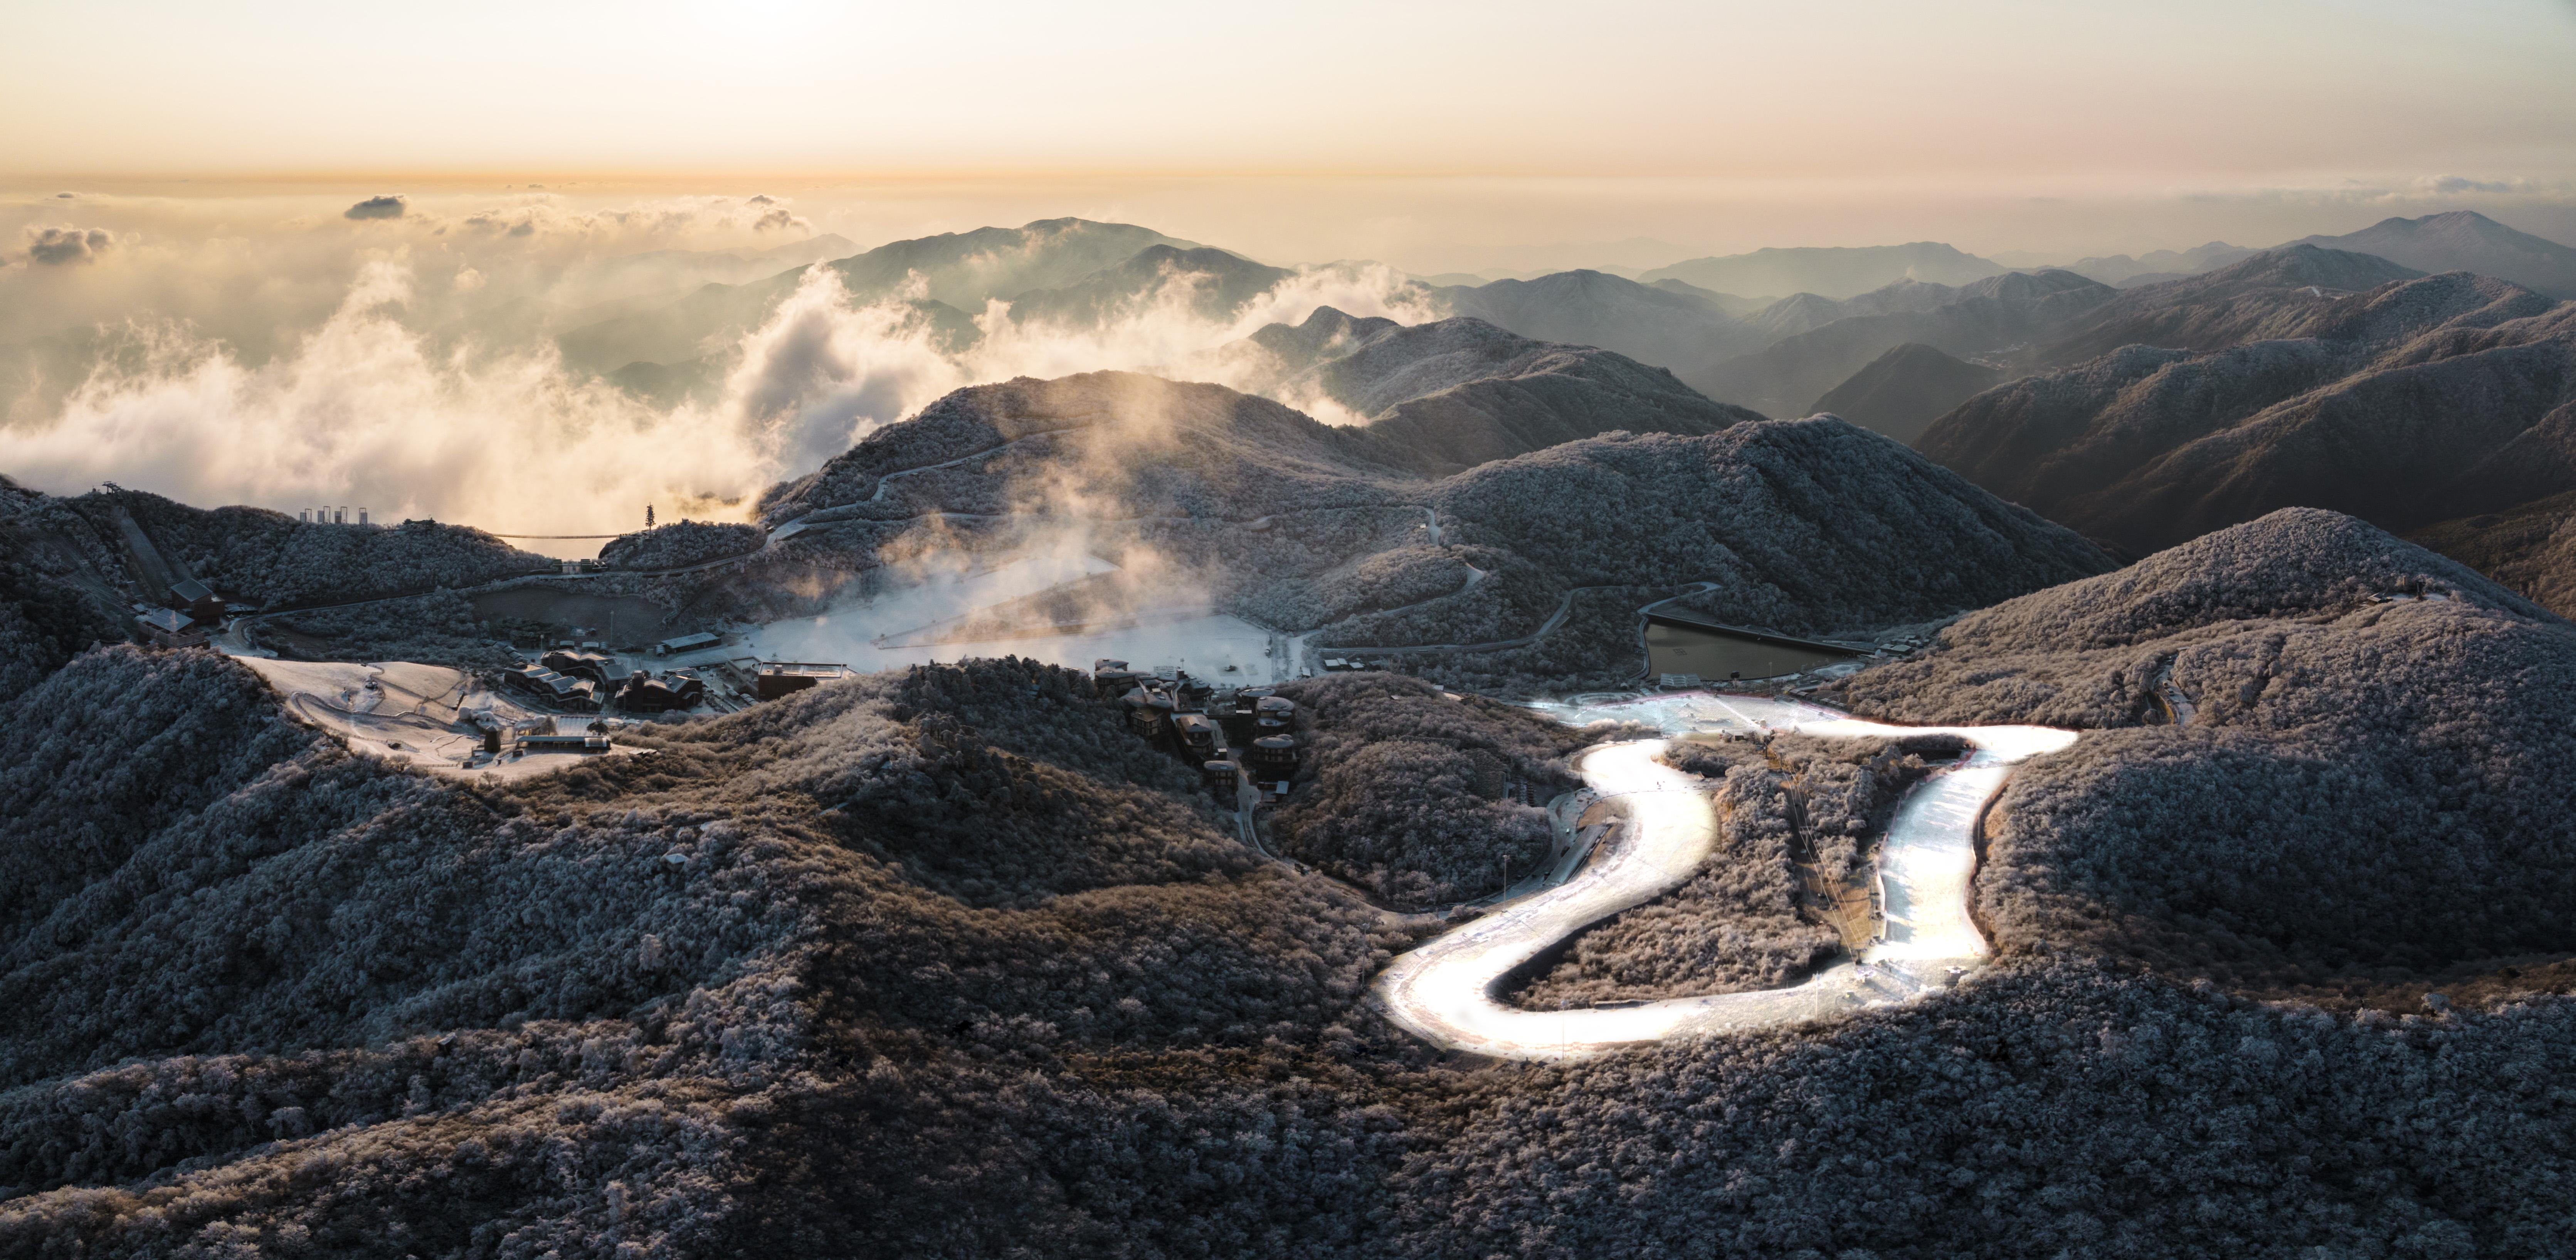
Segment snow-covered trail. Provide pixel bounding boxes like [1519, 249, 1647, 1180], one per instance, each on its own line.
[1370, 695, 2075, 1060]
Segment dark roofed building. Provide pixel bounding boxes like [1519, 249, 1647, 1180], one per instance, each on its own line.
[165, 579, 225, 624]
[620, 670, 707, 713]
[755, 663, 849, 701]
[136, 607, 202, 648]
[542, 649, 632, 687]
[1642, 612, 1863, 683]
[655, 632, 722, 656]
[501, 663, 600, 711]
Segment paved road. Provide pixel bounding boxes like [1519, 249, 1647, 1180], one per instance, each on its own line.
[1371, 695, 2077, 1060]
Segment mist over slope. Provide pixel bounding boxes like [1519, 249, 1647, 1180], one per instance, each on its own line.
[732, 371, 2109, 669]
[1917, 267, 2576, 553]
[1240, 308, 1760, 473]
[552, 218, 1207, 373]
[0, 215, 1435, 539]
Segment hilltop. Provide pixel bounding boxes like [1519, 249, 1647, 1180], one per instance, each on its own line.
[1833, 508, 2576, 998]
[733, 370, 2109, 684]
[1243, 309, 1761, 475]
[1809, 342, 2003, 444]
[554, 218, 1211, 378]
[2293, 210, 2576, 299]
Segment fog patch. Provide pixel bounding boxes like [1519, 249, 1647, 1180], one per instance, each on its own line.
[0, 217, 1436, 547]
[0, 258, 779, 539]
[720, 268, 966, 471]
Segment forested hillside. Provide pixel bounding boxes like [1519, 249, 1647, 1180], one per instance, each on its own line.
[2410, 488, 2576, 618]
[726, 372, 2108, 678]
[1266, 673, 1603, 905]
[4, 633, 2574, 1254]
[3, 481, 550, 611]
[1917, 268, 2576, 553]
[1513, 732, 1956, 1007]
[1832, 508, 2576, 995]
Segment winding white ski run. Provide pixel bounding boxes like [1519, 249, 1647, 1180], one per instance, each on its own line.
[1371, 694, 2077, 1060]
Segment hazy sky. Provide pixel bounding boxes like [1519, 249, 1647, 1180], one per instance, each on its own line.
[6, 1, 2576, 538]
[8, 0, 2576, 263]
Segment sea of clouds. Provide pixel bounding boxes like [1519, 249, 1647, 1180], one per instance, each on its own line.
[0, 190, 1436, 545]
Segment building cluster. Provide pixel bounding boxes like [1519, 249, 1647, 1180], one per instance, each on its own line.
[134, 577, 228, 647]
[298, 508, 369, 525]
[462, 711, 611, 757]
[1092, 659, 1301, 803]
[501, 649, 706, 713]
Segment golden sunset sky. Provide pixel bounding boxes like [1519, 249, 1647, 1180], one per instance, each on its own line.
[7, 0, 2576, 267]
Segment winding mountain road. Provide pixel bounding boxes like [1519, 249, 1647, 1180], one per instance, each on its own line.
[1371, 694, 2076, 1060]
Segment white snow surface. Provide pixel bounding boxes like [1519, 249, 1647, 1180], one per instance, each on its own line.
[1372, 692, 2076, 1060]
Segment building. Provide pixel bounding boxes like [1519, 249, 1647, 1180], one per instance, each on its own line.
[619, 670, 706, 713]
[655, 632, 722, 656]
[520, 716, 610, 753]
[500, 663, 600, 712]
[754, 662, 849, 701]
[1174, 712, 1228, 762]
[136, 607, 203, 648]
[1643, 612, 1864, 684]
[1244, 735, 1300, 792]
[1254, 695, 1295, 734]
[1093, 658, 1143, 697]
[165, 578, 225, 624]
[1218, 686, 1272, 744]
[542, 649, 632, 689]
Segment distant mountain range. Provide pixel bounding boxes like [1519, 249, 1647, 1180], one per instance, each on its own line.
[1241, 309, 1761, 476]
[530, 212, 2576, 610]
[2053, 242, 2261, 288]
[1428, 271, 1770, 374]
[1917, 265, 2573, 555]
[554, 218, 1208, 377]
[1636, 242, 2009, 301]
[2035, 212, 2576, 298]
[1684, 270, 2117, 421]
[2019, 245, 2425, 368]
